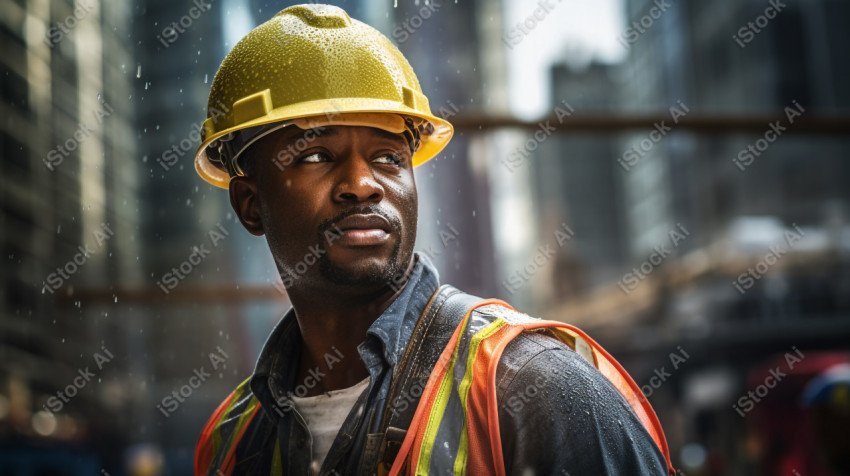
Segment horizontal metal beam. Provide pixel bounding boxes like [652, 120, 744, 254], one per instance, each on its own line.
[56, 284, 288, 306]
[450, 114, 850, 135]
[60, 251, 838, 306]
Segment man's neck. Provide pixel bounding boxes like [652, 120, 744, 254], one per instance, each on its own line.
[285, 257, 417, 396]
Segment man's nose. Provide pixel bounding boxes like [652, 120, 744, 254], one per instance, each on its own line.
[332, 156, 384, 204]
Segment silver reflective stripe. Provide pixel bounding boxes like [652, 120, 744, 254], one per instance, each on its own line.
[428, 311, 495, 474]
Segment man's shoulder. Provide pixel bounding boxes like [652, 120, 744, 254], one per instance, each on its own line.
[492, 328, 669, 474]
[495, 329, 590, 395]
[468, 303, 591, 382]
[488, 315, 636, 419]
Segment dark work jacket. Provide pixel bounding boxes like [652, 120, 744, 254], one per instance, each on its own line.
[212, 252, 668, 475]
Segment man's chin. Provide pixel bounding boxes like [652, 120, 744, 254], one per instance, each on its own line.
[318, 253, 402, 288]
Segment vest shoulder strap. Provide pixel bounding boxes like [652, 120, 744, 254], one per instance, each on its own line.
[370, 284, 485, 474]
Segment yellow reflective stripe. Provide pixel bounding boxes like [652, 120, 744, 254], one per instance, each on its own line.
[217, 397, 261, 471]
[210, 382, 250, 465]
[415, 356, 457, 474]
[217, 380, 257, 469]
[270, 435, 282, 475]
[211, 421, 223, 465]
[453, 319, 506, 475]
[231, 397, 261, 443]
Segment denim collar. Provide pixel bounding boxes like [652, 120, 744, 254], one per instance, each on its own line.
[250, 252, 440, 418]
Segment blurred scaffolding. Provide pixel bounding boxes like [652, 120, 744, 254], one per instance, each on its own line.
[1, 0, 849, 474]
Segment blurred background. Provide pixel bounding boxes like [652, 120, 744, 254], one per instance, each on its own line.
[1, 0, 850, 474]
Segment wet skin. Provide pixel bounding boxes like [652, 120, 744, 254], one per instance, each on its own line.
[229, 125, 419, 396]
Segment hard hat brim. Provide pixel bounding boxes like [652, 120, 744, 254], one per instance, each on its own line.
[194, 98, 453, 189]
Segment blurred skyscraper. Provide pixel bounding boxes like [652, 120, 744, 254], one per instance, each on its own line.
[131, 0, 247, 471]
[388, 0, 506, 297]
[0, 0, 140, 472]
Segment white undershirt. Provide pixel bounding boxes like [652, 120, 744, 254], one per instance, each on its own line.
[290, 377, 370, 472]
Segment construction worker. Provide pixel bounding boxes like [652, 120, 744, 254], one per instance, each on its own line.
[193, 4, 674, 475]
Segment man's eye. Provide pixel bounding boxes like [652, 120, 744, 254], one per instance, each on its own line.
[373, 153, 403, 166]
[299, 152, 328, 163]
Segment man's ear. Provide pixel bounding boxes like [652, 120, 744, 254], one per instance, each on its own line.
[229, 176, 265, 236]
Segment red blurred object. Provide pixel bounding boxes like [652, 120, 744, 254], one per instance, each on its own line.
[745, 351, 850, 476]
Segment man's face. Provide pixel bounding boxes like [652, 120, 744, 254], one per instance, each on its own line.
[229, 124, 418, 292]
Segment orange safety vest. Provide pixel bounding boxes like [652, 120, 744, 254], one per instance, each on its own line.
[388, 299, 675, 476]
[195, 298, 675, 475]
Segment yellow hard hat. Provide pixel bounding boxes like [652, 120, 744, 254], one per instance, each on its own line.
[194, 4, 454, 189]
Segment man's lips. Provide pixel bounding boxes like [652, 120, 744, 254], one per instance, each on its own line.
[338, 228, 390, 246]
[333, 213, 393, 247]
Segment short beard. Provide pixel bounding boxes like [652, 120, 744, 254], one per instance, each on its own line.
[317, 238, 405, 287]
[315, 205, 408, 287]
